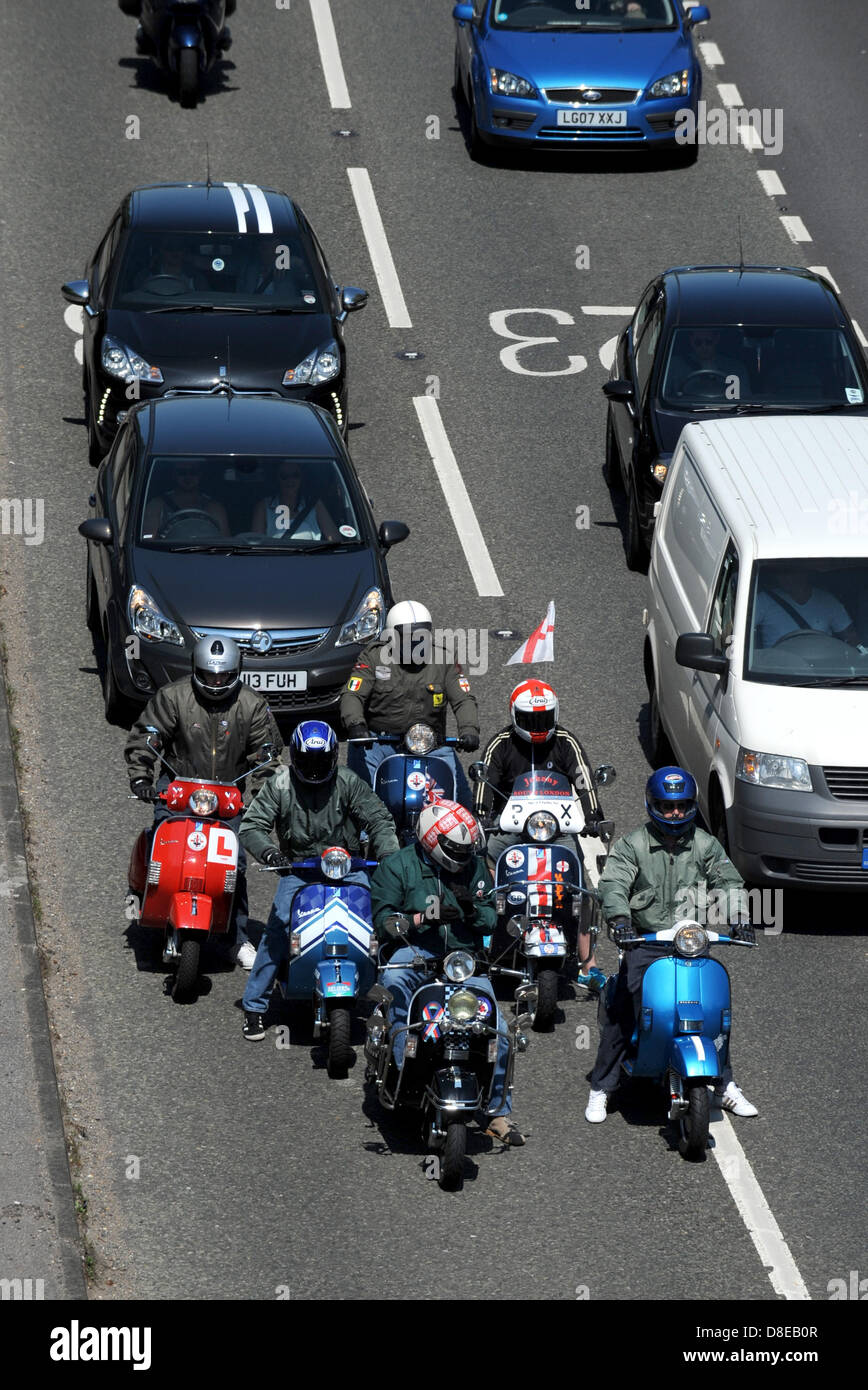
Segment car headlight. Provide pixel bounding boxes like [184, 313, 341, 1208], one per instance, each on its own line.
[188, 789, 218, 816]
[490, 68, 536, 99]
[444, 950, 476, 983]
[736, 748, 813, 792]
[674, 924, 708, 958]
[128, 585, 184, 646]
[405, 723, 436, 755]
[102, 336, 163, 383]
[447, 989, 478, 1024]
[283, 339, 340, 386]
[336, 587, 384, 647]
[321, 846, 351, 879]
[526, 810, 557, 842]
[647, 69, 689, 100]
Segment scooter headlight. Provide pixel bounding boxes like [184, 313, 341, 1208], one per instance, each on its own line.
[447, 990, 478, 1024]
[188, 789, 218, 816]
[321, 847, 351, 880]
[526, 810, 557, 842]
[444, 950, 475, 983]
[674, 924, 709, 957]
[405, 723, 436, 754]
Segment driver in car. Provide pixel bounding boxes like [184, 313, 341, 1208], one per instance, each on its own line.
[755, 567, 858, 647]
[142, 458, 229, 539]
[668, 328, 750, 402]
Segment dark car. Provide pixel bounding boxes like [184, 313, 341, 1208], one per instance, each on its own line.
[79, 392, 408, 723]
[602, 265, 868, 569]
[62, 182, 368, 465]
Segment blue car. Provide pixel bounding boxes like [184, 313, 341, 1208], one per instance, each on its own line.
[453, 0, 709, 160]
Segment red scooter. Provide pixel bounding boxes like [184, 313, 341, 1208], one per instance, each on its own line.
[126, 730, 276, 999]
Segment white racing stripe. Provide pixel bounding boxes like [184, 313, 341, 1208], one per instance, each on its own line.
[244, 184, 273, 234]
[223, 181, 250, 232]
[347, 168, 412, 328]
[413, 396, 504, 598]
[309, 0, 351, 109]
[710, 1110, 811, 1300]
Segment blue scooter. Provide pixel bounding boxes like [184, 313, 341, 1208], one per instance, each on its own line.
[359, 725, 461, 844]
[119, 0, 234, 107]
[263, 848, 378, 1079]
[610, 919, 755, 1158]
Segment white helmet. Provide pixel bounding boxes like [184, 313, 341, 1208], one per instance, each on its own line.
[384, 600, 433, 667]
[416, 799, 485, 873]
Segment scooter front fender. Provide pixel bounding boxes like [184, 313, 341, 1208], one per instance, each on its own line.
[171, 23, 205, 51]
[168, 892, 213, 934]
[315, 959, 359, 1000]
[668, 1034, 722, 1080]
[427, 1067, 481, 1112]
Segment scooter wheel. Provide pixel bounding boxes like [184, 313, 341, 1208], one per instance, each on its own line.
[532, 966, 559, 1031]
[677, 1081, 710, 1160]
[172, 937, 200, 1000]
[178, 48, 200, 107]
[326, 1004, 353, 1079]
[439, 1118, 467, 1190]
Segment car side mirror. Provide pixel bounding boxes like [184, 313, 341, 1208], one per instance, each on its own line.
[62, 279, 90, 306]
[594, 764, 616, 786]
[602, 379, 634, 403]
[686, 4, 710, 28]
[676, 632, 729, 676]
[78, 517, 113, 545]
[468, 761, 489, 784]
[378, 520, 410, 551]
[341, 286, 368, 314]
[453, 3, 475, 23]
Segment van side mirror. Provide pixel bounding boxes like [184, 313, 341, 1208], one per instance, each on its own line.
[676, 633, 728, 676]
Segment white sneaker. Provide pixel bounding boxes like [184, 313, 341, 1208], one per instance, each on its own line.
[712, 1081, 758, 1117]
[585, 1089, 609, 1123]
[236, 941, 257, 970]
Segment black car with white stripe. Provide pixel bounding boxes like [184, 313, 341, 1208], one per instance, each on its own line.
[63, 182, 367, 465]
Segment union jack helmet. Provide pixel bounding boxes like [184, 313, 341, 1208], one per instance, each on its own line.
[416, 799, 485, 873]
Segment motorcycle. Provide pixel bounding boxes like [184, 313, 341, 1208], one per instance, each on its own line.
[350, 724, 460, 845]
[609, 919, 756, 1159]
[365, 916, 525, 1190]
[126, 730, 276, 1000]
[118, 0, 235, 107]
[470, 762, 616, 1030]
[259, 848, 379, 1079]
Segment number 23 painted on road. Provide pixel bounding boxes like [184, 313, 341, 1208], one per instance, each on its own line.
[489, 309, 587, 376]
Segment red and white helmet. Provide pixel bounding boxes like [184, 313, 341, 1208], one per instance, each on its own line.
[416, 799, 485, 872]
[509, 679, 558, 744]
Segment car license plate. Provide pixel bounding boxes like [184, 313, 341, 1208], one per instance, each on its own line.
[241, 670, 308, 692]
[556, 109, 626, 127]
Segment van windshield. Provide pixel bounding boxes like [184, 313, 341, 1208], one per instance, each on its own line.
[745, 559, 868, 685]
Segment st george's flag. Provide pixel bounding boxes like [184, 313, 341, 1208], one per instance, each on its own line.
[506, 601, 555, 664]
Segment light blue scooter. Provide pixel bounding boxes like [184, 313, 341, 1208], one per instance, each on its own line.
[610, 919, 755, 1158]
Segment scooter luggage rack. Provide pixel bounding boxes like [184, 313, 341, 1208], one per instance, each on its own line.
[489, 881, 601, 984]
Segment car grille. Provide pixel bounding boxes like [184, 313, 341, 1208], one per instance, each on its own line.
[786, 861, 868, 885]
[266, 683, 343, 712]
[823, 767, 868, 800]
[543, 87, 639, 104]
[190, 626, 329, 658]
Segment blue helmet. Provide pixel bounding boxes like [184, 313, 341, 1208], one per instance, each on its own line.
[290, 721, 338, 785]
[645, 766, 697, 836]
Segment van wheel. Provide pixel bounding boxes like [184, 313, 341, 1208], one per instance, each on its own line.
[710, 787, 729, 853]
[648, 678, 673, 765]
[625, 484, 649, 572]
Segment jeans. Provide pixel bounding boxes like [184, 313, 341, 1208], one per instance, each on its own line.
[381, 944, 511, 1117]
[347, 738, 473, 810]
[242, 870, 370, 1013]
[152, 775, 248, 946]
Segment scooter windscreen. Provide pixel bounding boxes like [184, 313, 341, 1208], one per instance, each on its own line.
[374, 754, 456, 824]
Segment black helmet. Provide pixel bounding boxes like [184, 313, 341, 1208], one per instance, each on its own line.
[192, 635, 242, 702]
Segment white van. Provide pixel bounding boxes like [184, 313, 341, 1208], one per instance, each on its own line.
[644, 414, 868, 889]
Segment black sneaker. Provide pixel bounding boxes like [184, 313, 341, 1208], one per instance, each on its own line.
[243, 1011, 266, 1041]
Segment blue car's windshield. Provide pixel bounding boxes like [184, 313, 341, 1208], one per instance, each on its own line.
[490, 0, 678, 31]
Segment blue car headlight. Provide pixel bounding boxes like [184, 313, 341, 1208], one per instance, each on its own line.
[489, 68, 536, 99]
[647, 69, 689, 100]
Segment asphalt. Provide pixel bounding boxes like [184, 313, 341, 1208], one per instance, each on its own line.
[0, 0, 864, 1304]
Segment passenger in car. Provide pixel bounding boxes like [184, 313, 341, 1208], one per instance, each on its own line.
[250, 460, 339, 542]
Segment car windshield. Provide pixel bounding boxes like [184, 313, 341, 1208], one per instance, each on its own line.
[490, 0, 678, 31]
[745, 559, 868, 686]
[137, 455, 362, 551]
[110, 230, 327, 311]
[658, 326, 866, 410]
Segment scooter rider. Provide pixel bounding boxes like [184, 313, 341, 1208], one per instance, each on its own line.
[125, 636, 283, 967]
[585, 767, 758, 1124]
[474, 679, 608, 991]
[341, 600, 480, 809]
[370, 800, 525, 1146]
[239, 721, 400, 1040]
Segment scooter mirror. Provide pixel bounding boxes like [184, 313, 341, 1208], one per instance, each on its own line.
[506, 914, 530, 938]
[259, 742, 277, 761]
[383, 913, 411, 938]
[144, 726, 164, 752]
[593, 763, 617, 786]
[468, 761, 489, 784]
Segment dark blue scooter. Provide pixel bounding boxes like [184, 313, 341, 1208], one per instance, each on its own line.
[610, 919, 755, 1158]
[362, 726, 461, 845]
[263, 848, 378, 1079]
[119, 0, 234, 106]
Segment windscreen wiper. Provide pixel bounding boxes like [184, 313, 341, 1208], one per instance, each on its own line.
[790, 674, 868, 687]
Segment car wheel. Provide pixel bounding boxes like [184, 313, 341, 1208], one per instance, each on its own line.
[102, 632, 137, 727]
[469, 95, 490, 163]
[625, 482, 650, 572]
[453, 48, 464, 105]
[603, 411, 624, 492]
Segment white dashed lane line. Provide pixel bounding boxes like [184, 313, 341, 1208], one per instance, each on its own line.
[308, 0, 351, 109]
[346, 168, 413, 329]
[757, 169, 786, 197]
[716, 81, 743, 107]
[780, 215, 813, 243]
[698, 40, 725, 68]
[807, 265, 840, 292]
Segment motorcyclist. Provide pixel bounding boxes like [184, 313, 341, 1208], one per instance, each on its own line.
[124, 1, 234, 56]
[370, 800, 525, 1146]
[474, 680, 608, 991]
[341, 601, 480, 809]
[584, 767, 758, 1123]
[239, 721, 400, 1040]
[125, 635, 282, 967]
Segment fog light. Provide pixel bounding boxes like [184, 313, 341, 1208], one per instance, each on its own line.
[495, 891, 506, 915]
[289, 932, 301, 958]
[721, 1008, 731, 1032]
[571, 895, 581, 919]
[642, 1006, 653, 1032]
[224, 870, 236, 894]
[487, 1038, 498, 1062]
[678, 1018, 703, 1033]
[405, 1035, 417, 1058]
[652, 462, 669, 484]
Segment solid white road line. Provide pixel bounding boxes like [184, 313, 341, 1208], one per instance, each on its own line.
[581, 305, 635, 316]
[699, 41, 725, 68]
[347, 169, 413, 329]
[757, 169, 786, 197]
[710, 1110, 811, 1300]
[413, 396, 504, 598]
[780, 215, 813, 243]
[309, 0, 351, 109]
[717, 82, 743, 108]
[807, 265, 840, 292]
